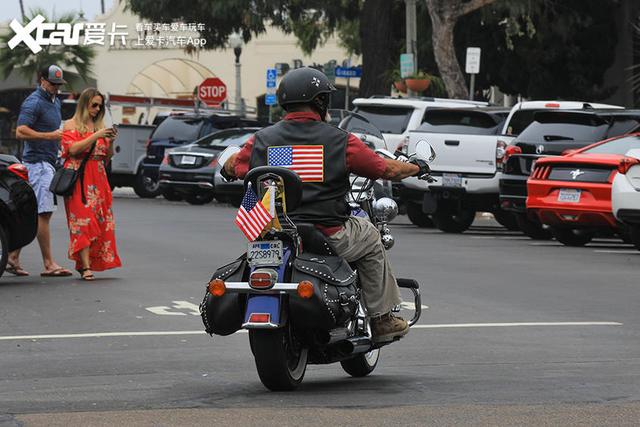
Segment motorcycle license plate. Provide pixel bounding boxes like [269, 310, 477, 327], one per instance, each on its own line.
[247, 240, 283, 267]
[181, 155, 196, 165]
[442, 173, 463, 188]
[557, 189, 581, 203]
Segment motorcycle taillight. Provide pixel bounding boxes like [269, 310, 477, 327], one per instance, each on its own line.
[8, 164, 29, 181]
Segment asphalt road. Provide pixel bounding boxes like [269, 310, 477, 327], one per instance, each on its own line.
[1, 191, 639, 426]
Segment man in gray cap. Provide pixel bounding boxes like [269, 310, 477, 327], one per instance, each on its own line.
[6, 65, 72, 277]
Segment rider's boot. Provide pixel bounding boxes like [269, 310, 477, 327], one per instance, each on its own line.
[370, 312, 410, 343]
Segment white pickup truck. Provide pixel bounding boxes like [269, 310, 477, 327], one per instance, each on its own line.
[402, 107, 511, 232]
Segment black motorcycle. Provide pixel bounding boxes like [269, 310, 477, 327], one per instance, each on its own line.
[200, 114, 435, 390]
[0, 154, 38, 277]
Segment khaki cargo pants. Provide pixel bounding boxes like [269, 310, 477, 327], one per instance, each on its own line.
[326, 216, 401, 317]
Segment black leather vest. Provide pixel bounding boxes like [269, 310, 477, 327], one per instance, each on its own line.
[249, 120, 350, 226]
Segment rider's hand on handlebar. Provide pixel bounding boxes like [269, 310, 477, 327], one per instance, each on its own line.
[410, 158, 431, 180]
[220, 165, 237, 182]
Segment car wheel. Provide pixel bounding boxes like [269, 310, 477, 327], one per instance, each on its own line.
[162, 188, 183, 202]
[515, 214, 552, 240]
[186, 192, 215, 205]
[628, 225, 640, 251]
[432, 206, 475, 233]
[133, 170, 162, 198]
[551, 227, 594, 247]
[227, 194, 243, 208]
[0, 225, 8, 278]
[406, 202, 433, 228]
[492, 209, 519, 231]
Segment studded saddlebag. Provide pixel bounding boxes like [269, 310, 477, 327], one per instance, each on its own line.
[289, 253, 359, 330]
[200, 256, 247, 336]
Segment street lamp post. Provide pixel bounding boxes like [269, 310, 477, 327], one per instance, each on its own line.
[229, 33, 244, 116]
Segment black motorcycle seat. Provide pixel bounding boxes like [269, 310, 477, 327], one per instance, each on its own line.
[296, 222, 338, 256]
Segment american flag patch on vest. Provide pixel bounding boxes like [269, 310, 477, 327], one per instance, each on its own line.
[267, 145, 324, 182]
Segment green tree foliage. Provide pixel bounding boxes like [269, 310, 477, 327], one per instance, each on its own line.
[0, 8, 95, 89]
[456, 0, 618, 100]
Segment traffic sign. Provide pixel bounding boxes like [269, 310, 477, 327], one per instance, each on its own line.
[266, 68, 277, 88]
[198, 77, 227, 106]
[465, 47, 481, 74]
[335, 66, 362, 78]
[400, 53, 414, 78]
[265, 94, 277, 106]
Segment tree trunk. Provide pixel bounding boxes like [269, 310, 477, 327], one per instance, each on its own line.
[427, 10, 469, 99]
[425, 0, 497, 99]
[359, 0, 394, 97]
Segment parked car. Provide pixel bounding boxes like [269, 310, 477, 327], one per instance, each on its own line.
[611, 146, 640, 250]
[140, 113, 263, 198]
[402, 107, 511, 232]
[0, 155, 37, 277]
[499, 109, 640, 239]
[527, 134, 640, 246]
[158, 127, 259, 205]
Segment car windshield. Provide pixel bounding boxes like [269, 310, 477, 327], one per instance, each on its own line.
[353, 106, 413, 134]
[517, 115, 609, 143]
[151, 117, 203, 141]
[418, 110, 504, 135]
[198, 130, 255, 147]
[583, 135, 640, 155]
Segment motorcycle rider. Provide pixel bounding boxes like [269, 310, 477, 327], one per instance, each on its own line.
[223, 67, 430, 343]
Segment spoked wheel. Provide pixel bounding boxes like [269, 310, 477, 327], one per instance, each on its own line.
[551, 227, 594, 247]
[249, 326, 308, 391]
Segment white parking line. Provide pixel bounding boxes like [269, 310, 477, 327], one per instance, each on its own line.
[593, 250, 639, 254]
[0, 322, 622, 341]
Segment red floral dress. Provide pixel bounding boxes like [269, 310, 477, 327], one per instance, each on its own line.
[61, 129, 122, 272]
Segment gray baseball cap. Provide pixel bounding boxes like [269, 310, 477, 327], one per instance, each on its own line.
[39, 65, 66, 85]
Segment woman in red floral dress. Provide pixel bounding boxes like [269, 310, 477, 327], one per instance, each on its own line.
[61, 88, 121, 280]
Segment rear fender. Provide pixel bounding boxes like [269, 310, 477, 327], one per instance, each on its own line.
[243, 295, 283, 329]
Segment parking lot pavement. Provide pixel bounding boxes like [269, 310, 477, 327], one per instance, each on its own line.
[1, 197, 639, 423]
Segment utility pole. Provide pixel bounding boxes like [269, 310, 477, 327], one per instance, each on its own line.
[405, 0, 418, 97]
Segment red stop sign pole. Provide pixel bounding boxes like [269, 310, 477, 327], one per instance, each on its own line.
[198, 77, 227, 107]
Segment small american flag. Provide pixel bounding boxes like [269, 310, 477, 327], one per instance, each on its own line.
[234, 184, 273, 241]
[268, 145, 324, 182]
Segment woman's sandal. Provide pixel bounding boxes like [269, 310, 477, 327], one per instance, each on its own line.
[78, 268, 95, 281]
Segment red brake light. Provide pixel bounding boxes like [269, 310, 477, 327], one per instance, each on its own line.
[209, 157, 218, 167]
[503, 145, 522, 163]
[8, 163, 29, 181]
[544, 103, 560, 108]
[249, 269, 276, 289]
[248, 313, 271, 323]
[145, 139, 152, 150]
[161, 153, 169, 165]
[617, 157, 640, 174]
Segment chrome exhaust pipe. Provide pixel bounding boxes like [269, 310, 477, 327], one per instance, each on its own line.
[319, 327, 350, 344]
[337, 336, 372, 355]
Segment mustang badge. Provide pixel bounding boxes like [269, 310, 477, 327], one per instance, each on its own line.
[570, 169, 585, 180]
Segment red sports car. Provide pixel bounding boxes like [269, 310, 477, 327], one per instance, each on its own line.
[526, 133, 640, 246]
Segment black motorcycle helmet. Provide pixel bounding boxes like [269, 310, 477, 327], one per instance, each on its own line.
[277, 67, 336, 119]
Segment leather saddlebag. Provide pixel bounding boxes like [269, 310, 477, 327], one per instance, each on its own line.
[200, 256, 247, 336]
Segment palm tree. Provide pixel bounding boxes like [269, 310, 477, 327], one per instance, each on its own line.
[0, 8, 95, 90]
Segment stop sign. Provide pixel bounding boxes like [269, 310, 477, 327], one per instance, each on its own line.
[198, 77, 227, 106]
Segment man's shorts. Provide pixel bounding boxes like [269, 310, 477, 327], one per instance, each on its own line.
[25, 161, 56, 214]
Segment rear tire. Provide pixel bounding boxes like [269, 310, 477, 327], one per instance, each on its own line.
[185, 192, 215, 205]
[406, 202, 434, 228]
[515, 214, 552, 240]
[340, 349, 380, 377]
[551, 227, 594, 247]
[133, 170, 162, 198]
[493, 209, 520, 231]
[432, 206, 475, 233]
[0, 225, 8, 278]
[627, 225, 640, 251]
[249, 327, 308, 391]
[162, 188, 183, 202]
